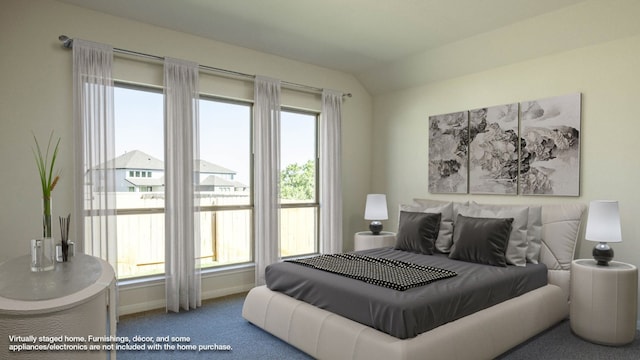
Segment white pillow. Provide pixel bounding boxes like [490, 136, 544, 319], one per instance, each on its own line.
[400, 201, 453, 253]
[413, 199, 468, 224]
[526, 206, 543, 264]
[466, 202, 529, 267]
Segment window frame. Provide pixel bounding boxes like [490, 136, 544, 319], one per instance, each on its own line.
[279, 107, 320, 259]
[113, 83, 258, 280]
[197, 93, 255, 269]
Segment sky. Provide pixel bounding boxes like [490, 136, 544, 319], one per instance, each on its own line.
[114, 87, 316, 185]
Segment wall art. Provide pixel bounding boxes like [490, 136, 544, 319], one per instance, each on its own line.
[428, 111, 469, 194]
[469, 103, 519, 195]
[519, 93, 581, 196]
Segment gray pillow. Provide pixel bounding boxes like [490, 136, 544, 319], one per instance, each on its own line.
[449, 215, 513, 267]
[394, 211, 442, 255]
[400, 202, 453, 253]
[466, 202, 529, 267]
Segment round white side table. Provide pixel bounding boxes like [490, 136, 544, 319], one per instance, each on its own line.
[354, 231, 396, 251]
[570, 259, 638, 345]
[0, 254, 116, 359]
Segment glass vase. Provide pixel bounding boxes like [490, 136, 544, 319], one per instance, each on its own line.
[31, 237, 55, 272]
[31, 196, 55, 271]
[42, 196, 53, 238]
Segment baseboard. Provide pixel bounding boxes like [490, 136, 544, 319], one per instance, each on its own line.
[117, 265, 255, 316]
[201, 284, 254, 301]
[118, 285, 254, 316]
[119, 299, 166, 316]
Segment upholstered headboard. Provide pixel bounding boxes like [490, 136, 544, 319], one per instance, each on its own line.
[410, 199, 586, 301]
[539, 203, 587, 300]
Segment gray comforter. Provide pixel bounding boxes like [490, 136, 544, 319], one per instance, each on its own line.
[265, 247, 547, 339]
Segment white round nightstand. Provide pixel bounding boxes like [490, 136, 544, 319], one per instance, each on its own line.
[570, 259, 638, 345]
[354, 231, 396, 251]
[0, 254, 116, 359]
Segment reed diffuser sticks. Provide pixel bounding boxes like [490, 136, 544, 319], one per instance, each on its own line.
[59, 214, 71, 261]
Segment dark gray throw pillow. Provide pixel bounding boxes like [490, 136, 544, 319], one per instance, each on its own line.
[394, 211, 442, 255]
[449, 214, 513, 267]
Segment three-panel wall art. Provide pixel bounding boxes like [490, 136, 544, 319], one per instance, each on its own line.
[428, 93, 581, 196]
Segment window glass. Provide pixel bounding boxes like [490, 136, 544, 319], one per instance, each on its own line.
[280, 110, 318, 257]
[114, 86, 255, 278]
[198, 99, 251, 207]
[114, 85, 165, 279]
[198, 97, 252, 268]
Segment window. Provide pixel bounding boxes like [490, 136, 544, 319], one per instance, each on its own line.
[113, 83, 319, 278]
[198, 97, 252, 268]
[280, 109, 319, 257]
[114, 84, 165, 279]
[115, 84, 256, 279]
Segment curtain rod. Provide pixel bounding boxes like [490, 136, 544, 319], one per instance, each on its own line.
[59, 35, 352, 98]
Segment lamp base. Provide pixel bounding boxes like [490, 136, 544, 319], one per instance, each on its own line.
[592, 242, 614, 266]
[369, 221, 383, 235]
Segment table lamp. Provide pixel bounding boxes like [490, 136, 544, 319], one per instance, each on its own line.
[364, 194, 388, 235]
[585, 200, 622, 266]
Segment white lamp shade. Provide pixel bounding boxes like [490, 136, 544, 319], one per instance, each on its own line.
[364, 194, 388, 221]
[585, 200, 622, 243]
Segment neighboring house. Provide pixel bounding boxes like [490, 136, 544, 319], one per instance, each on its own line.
[199, 175, 249, 192]
[196, 159, 237, 182]
[112, 150, 165, 192]
[108, 150, 247, 193]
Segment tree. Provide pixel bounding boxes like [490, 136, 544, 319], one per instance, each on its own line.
[280, 160, 315, 200]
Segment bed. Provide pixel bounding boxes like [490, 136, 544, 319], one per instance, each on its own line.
[242, 202, 586, 360]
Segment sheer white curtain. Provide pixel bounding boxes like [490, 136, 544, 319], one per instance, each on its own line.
[72, 39, 117, 271]
[253, 76, 281, 285]
[320, 90, 344, 254]
[164, 58, 201, 312]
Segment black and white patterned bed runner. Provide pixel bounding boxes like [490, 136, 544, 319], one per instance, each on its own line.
[286, 254, 457, 291]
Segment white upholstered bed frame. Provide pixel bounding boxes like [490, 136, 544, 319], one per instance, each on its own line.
[242, 203, 586, 360]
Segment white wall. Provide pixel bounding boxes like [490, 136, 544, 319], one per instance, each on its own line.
[0, 0, 373, 314]
[373, 31, 640, 323]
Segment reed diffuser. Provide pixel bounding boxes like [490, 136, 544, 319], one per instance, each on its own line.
[59, 214, 71, 262]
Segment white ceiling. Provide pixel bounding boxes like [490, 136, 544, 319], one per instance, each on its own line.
[57, 0, 640, 94]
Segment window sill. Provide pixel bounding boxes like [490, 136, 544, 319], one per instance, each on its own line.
[117, 262, 255, 289]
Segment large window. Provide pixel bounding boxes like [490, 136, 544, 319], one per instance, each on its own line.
[114, 84, 165, 279]
[115, 86, 254, 279]
[198, 97, 252, 268]
[114, 84, 318, 279]
[280, 109, 319, 257]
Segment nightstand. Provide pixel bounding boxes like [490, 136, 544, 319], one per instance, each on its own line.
[570, 259, 638, 345]
[354, 231, 396, 251]
[0, 254, 116, 359]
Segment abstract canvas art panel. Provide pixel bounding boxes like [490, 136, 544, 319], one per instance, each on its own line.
[428, 111, 469, 194]
[519, 93, 581, 196]
[469, 103, 519, 194]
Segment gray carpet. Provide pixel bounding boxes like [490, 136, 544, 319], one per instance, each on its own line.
[117, 293, 640, 359]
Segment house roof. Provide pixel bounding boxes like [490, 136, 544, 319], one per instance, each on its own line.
[197, 160, 236, 175]
[110, 150, 237, 175]
[112, 150, 164, 170]
[200, 175, 247, 188]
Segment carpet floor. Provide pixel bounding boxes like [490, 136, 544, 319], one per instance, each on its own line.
[116, 292, 640, 359]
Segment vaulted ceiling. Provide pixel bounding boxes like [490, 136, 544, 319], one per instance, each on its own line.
[57, 0, 640, 94]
